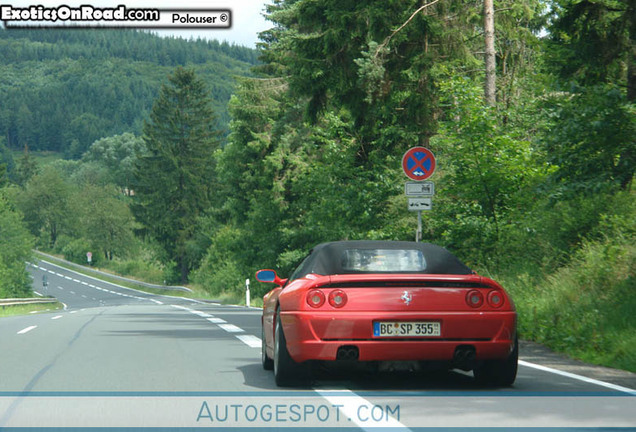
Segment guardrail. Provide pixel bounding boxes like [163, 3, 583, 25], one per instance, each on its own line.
[0, 298, 58, 306]
[33, 251, 193, 293]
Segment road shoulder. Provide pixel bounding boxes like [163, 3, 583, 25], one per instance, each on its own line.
[520, 339, 636, 390]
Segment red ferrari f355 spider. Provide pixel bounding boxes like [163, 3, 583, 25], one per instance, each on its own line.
[256, 241, 517, 387]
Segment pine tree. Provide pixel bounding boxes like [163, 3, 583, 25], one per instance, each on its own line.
[15, 145, 39, 187]
[132, 67, 222, 283]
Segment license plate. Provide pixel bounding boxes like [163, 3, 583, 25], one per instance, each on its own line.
[373, 321, 441, 337]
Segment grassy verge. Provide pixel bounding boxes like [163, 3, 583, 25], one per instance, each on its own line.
[500, 235, 635, 373]
[0, 302, 63, 318]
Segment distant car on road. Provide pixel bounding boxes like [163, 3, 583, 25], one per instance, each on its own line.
[257, 241, 518, 387]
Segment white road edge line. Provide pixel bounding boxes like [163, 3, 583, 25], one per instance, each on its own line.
[518, 360, 636, 394]
[315, 389, 412, 431]
[17, 326, 37, 334]
[37, 260, 202, 305]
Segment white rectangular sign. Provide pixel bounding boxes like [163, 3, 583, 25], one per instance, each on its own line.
[408, 197, 432, 211]
[405, 181, 435, 196]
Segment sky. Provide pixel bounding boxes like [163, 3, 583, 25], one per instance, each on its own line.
[2, 0, 273, 47]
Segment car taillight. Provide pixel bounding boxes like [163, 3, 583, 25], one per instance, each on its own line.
[487, 290, 504, 308]
[466, 290, 484, 308]
[328, 290, 347, 308]
[306, 290, 325, 308]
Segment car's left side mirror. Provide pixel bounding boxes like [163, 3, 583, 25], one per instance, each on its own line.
[256, 269, 287, 286]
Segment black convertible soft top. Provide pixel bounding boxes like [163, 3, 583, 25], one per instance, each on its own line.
[289, 241, 472, 280]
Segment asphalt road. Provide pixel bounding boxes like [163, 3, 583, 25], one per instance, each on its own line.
[0, 260, 634, 430]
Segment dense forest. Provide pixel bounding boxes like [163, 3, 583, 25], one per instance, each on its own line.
[0, 29, 258, 157]
[0, 0, 634, 372]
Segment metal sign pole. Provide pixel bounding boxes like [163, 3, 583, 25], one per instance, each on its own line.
[416, 210, 422, 242]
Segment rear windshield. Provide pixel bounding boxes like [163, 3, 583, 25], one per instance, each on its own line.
[341, 249, 426, 272]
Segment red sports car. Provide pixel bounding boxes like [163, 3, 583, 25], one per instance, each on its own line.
[257, 241, 517, 387]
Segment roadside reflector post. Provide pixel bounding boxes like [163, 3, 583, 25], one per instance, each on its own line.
[245, 278, 250, 307]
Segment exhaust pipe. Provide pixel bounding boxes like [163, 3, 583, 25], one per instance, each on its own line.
[453, 346, 476, 371]
[336, 345, 359, 361]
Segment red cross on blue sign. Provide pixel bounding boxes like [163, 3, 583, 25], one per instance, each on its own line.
[402, 147, 436, 181]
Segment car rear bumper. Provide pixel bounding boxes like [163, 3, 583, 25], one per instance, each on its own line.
[280, 310, 516, 363]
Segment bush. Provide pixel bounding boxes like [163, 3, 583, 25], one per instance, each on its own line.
[62, 237, 98, 266]
[503, 222, 635, 372]
[107, 259, 165, 284]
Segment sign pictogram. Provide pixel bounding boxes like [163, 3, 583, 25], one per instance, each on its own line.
[405, 181, 435, 196]
[407, 197, 432, 211]
[402, 147, 436, 181]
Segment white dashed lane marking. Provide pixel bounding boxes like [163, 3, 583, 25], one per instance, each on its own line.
[51, 315, 63, 320]
[218, 324, 244, 333]
[17, 326, 37, 335]
[235, 335, 261, 348]
[171, 304, 258, 348]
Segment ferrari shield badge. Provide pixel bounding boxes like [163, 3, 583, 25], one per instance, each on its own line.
[401, 290, 412, 306]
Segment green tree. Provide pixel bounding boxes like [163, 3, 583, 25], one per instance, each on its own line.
[430, 76, 545, 262]
[75, 185, 136, 261]
[540, 84, 635, 192]
[82, 133, 145, 194]
[14, 145, 39, 187]
[0, 137, 14, 184]
[548, 0, 636, 100]
[132, 67, 222, 283]
[0, 164, 6, 188]
[0, 192, 34, 298]
[17, 166, 73, 247]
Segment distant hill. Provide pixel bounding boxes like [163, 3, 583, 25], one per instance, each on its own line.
[0, 29, 258, 158]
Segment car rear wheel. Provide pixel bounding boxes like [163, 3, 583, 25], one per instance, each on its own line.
[273, 309, 309, 386]
[262, 324, 273, 370]
[473, 336, 518, 387]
